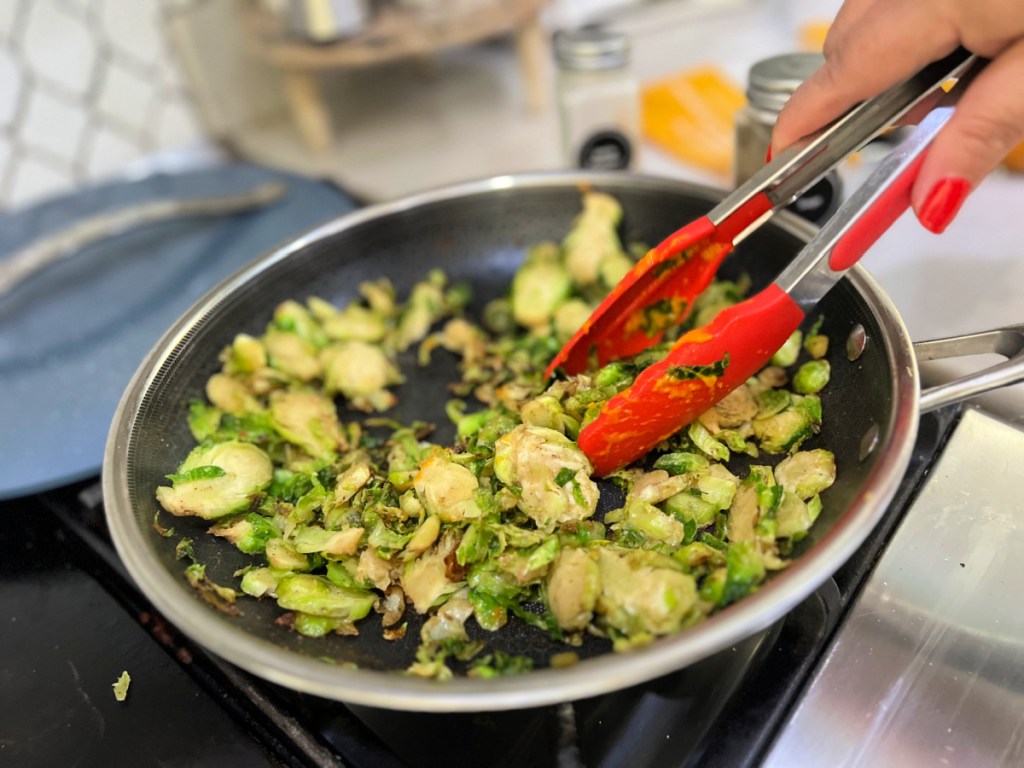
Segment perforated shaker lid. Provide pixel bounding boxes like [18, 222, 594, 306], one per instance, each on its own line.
[554, 28, 630, 71]
[747, 52, 825, 113]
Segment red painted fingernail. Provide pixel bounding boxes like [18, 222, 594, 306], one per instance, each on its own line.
[918, 177, 971, 234]
[765, 145, 773, 163]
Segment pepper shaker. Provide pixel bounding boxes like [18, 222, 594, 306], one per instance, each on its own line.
[735, 52, 843, 224]
[554, 28, 640, 171]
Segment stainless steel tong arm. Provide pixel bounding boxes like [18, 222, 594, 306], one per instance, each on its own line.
[709, 46, 979, 236]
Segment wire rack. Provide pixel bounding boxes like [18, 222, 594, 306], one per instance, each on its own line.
[0, 0, 204, 210]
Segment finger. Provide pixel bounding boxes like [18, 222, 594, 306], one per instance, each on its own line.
[821, 0, 885, 51]
[771, 0, 960, 152]
[913, 39, 1024, 232]
[823, 0, 888, 39]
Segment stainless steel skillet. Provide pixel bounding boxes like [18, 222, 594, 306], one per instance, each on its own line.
[103, 171, 1023, 712]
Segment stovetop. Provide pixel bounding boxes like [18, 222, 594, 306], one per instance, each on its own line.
[0, 405, 972, 767]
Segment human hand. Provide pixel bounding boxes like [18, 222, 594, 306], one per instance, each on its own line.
[770, 0, 1024, 233]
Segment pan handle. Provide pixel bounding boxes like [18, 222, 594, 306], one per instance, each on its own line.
[913, 324, 1024, 413]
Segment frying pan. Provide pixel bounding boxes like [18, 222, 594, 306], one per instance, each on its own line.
[103, 171, 1013, 713]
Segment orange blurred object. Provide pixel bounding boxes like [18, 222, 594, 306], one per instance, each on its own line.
[1003, 141, 1024, 173]
[799, 20, 831, 51]
[641, 66, 746, 177]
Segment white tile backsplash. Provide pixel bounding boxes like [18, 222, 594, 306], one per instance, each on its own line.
[0, 48, 21, 125]
[8, 152, 73, 207]
[0, 3, 20, 41]
[0, 0, 206, 210]
[21, 86, 88, 157]
[99, 0, 164, 66]
[153, 97, 202, 148]
[96, 57, 157, 137]
[0, 137, 10, 178]
[84, 123, 141, 178]
[22, 0, 97, 96]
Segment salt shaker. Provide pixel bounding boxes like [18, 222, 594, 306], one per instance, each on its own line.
[735, 52, 842, 224]
[554, 28, 640, 171]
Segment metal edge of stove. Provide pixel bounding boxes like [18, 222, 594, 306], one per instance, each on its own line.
[761, 406, 1024, 767]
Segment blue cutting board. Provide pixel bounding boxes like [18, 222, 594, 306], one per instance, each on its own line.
[0, 165, 357, 500]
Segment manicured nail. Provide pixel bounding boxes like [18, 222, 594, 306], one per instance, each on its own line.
[765, 145, 773, 163]
[918, 177, 971, 234]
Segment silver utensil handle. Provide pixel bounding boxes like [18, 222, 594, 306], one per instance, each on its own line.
[776, 106, 952, 309]
[0, 181, 288, 297]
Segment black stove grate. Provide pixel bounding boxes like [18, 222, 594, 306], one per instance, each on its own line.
[0, 406, 961, 768]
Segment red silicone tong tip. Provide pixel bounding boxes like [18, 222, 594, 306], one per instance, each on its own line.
[579, 284, 805, 476]
[546, 192, 775, 380]
[544, 216, 718, 378]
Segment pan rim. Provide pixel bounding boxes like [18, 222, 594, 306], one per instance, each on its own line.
[103, 170, 920, 712]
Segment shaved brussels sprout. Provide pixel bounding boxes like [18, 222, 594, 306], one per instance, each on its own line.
[710, 385, 760, 429]
[726, 481, 760, 543]
[553, 298, 592, 341]
[688, 421, 730, 462]
[321, 340, 401, 412]
[668, 463, 740, 522]
[562, 191, 625, 286]
[264, 328, 322, 381]
[629, 470, 691, 506]
[406, 514, 441, 555]
[224, 333, 267, 374]
[546, 547, 600, 631]
[512, 257, 573, 330]
[413, 455, 481, 522]
[206, 373, 260, 416]
[792, 360, 831, 395]
[771, 330, 803, 367]
[774, 449, 837, 499]
[240, 566, 282, 598]
[607, 497, 687, 548]
[402, 532, 464, 613]
[269, 389, 347, 459]
[775, 491, 814, 539]
[291, 525, 365, 556]
[394, 270, 450, 352]
[275, 574, 376, 620]
[653, 452, 709, 475]
[721, 541, 766, 606]
[157, 441, 273, 520]
[210, 513, 279, 554]
[493, 425, 598, 532]
[266, 537, 311, 571]
[753, 395, 822, 454]
[595, 548, 698, 642]
[322, 304, 388, 343]
[273, 300, 328, 348]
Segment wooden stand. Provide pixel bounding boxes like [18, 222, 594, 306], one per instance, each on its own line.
[243, 0, 551, 152]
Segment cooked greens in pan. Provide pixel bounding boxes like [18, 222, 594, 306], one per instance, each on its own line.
[156, 192, 836, 679]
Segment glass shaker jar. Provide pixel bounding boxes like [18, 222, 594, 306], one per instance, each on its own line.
[554, 28, 640, 171]
[735, 52, 842, 224]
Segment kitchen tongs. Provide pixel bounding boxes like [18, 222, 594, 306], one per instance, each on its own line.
[553, 50, 987, 476]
